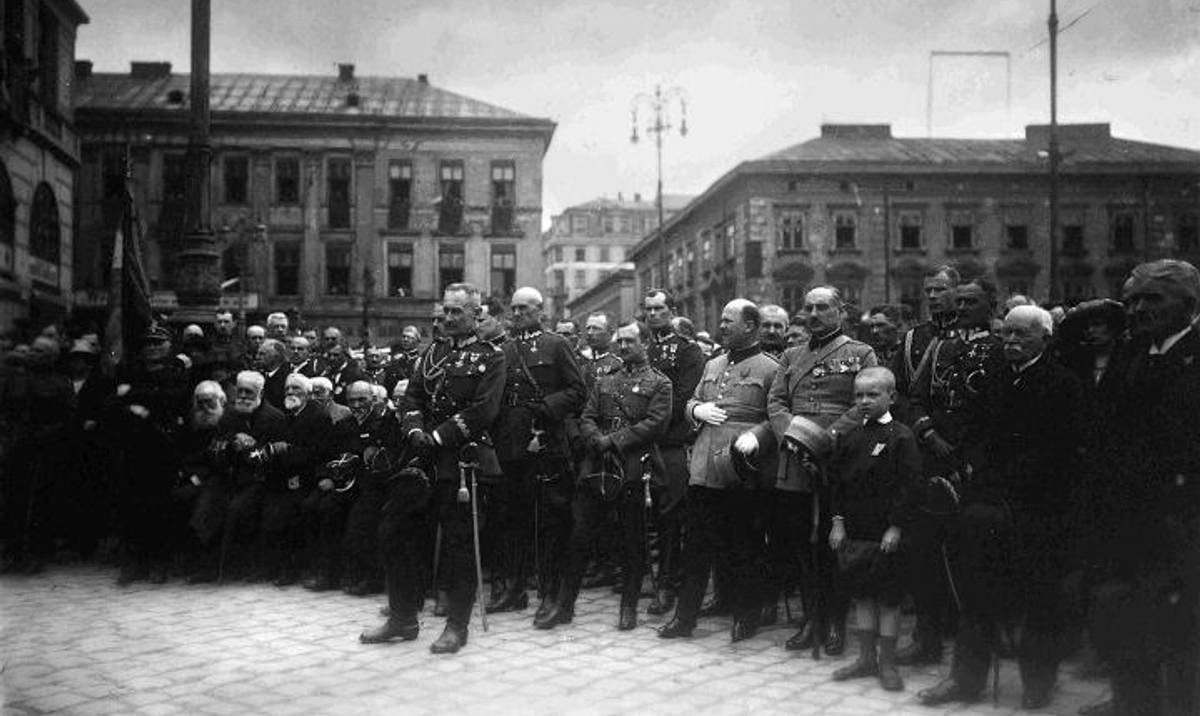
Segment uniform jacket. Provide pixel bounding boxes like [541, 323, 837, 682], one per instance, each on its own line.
[688, 345, 779, 490]
[768, 332, 877, 492]
[577, 359, 672, 484]
[648, 328, 706, 446]
[400, 335, 506, 481]
[494, 329, 586, 461]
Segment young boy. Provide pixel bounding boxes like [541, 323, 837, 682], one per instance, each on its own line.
[828, 366, 921, 691]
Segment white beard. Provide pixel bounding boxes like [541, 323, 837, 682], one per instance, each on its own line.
[234, 396, 261, 415]
[284, 395, 305, 412]
[192, 406, 223, 429]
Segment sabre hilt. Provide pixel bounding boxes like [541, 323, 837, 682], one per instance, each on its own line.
[641, 454, 653, 508]
[457, 442, 480, 504]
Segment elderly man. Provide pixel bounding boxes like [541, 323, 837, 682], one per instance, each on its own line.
[1087, 260, 1200, 716]
[260, 373, 332, 586]
[175, 380, 230, 583]
[212, 370, 288, 581]
[256, 338, 290, 411]
[760, 304, 790, 360]
[289, 336, 320, 377]
[384, 282, 506, 653]
[920, 305, 1089, 710]
[310, 377, 352, 424]
[266, 312, 290, 340]
[245, 325, 266, 367]
[536, 321, 672, 631]
[660, 299, 780, 641]
[768, 286, 877, 655]
[487, 287, 586, 621]
[643, 288, 706, 615]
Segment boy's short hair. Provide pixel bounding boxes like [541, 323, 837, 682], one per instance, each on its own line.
[855, 366, 896, 392]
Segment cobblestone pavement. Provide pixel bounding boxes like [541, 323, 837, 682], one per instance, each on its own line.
[2, 565, 1109, 716]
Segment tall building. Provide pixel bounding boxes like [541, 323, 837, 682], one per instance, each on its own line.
[0, 0, 89, 333]
[543, 192, 689, 319]
[629, 123, 1200, 331]
[72, 62, 555, 341]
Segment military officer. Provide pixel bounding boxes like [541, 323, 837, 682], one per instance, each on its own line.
[487, 287, 586, 623]
[767, 286, 878, 655]
[660, 299, 780, 642]
[760, 304, 790, 360]
[381, 325, 423, 397]
[581, 312, 623, 387]
[536, 320, 672, 631]
[643, 288, 706, 616]
[365, 282, 506, 654]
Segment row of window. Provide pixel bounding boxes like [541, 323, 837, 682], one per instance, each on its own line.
[223, 241, 518, 299]
[550, 268, 616, 293]
[774, 206, 1200, 254]
[547, 245, 623, 264]
[562, 212, 656, 236]
[0, 164, 61, 282]
[93, 151, 519, 235]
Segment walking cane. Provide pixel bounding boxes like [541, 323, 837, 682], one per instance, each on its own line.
[460, 443, 488, 632]
[810, 487, 823, 661]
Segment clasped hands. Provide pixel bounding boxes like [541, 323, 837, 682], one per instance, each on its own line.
[829, 521, 901, 554]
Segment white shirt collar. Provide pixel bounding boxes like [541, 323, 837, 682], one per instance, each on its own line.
[1150, 325, 1193, 356]
[1016, 353, 1043, 374]
[866, 411, 894, 425]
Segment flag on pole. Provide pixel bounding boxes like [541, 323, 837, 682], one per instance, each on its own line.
[103, 152, 153, 374]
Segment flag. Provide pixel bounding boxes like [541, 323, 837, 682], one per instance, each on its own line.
[103, 157, 153, 374]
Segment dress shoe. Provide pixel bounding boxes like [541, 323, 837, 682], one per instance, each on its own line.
[432, 594, 449, 617]
[784, 619, 816, 651]
[730, 618, 758, 643]
[823, 623, 846, 656]
[657, 617, 695, 639]
[534, 597, 554, 621]
[617, 606, 637, 631]
[832, 655, 878, 681]
[533, 602, 573, 630]
[1022, 685, 1054, 711]
[646, 589, 675, 616]
[359, 619, 419, 644]
[581, 569, 618, 589]
[698, 598, 732, 618]
[894, 639, 942, 666]
[485, 589, 528, 614]
[430, 624, 468, 654]
[918, 678, 981, 706]
[304, 576, 338, 592]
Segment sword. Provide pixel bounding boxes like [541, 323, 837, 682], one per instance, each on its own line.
[641, 454, 658, 596]
[460, 443, 488, 632]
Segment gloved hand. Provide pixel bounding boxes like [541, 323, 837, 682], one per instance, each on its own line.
[734, 431, 759, 455]
[691, 402, 727, 426]
[232, 432, 257, 452]
[318, 478, 334, 492]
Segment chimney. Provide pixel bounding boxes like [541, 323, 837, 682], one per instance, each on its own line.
[618, 192, 624, 202]
[74, 60, 93, 80]
[130, 61, 172, 79]
[338, 63, 355, 82]
[634, 192, 642, 202]
[820, 124, 892, 139]
[417, 74, 429, 85]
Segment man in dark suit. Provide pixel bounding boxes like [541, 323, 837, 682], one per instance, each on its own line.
[1089, 260, 1200, 716]
[920, 305, 1090, 710]
[256, 338, 290, 411]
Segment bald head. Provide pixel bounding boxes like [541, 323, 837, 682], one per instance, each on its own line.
[719, 298, 760, 350]
[510, 286, 545, 331]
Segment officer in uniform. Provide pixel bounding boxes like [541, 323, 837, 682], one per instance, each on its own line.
[660, 299, 780, 642]
[536, 320, 672, 631]
[487, 287, 586, 623]
[767, 286, 878, 655]
[381, 325, 423, 397]
[377, 282, 506, 654]
[643, 288, 706, 616]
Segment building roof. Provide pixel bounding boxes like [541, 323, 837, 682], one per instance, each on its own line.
[568, 194, 694, 213]
[73, 68, 552, 127]
[758, 124, 1200, 170]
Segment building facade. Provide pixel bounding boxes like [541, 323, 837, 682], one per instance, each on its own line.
[0, 0, 88, 334]
[543, 193, 688, 319]
[72, 62, 555, 342]
[629, 123, 1200, 333]
[564, 268, 637, 326]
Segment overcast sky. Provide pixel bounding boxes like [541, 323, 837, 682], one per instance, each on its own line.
[76, 0, 1200, 225]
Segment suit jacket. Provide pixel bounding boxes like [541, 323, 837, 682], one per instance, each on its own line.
[768, 334, 877, 492]
[688, 347, 779, 490]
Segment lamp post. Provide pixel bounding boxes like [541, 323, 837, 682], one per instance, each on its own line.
[631, 85, 688, 289]
[1048, 0, 1061, 303]
[361, 265, 375, 347]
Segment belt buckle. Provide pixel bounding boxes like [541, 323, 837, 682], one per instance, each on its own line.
[609, 417, 624, 431]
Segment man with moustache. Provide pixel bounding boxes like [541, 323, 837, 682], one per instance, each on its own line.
[256, 338, 290, 411]
[488, 287, 586, 622]
[660, 299, 780, 641]
[537, 320, 672, 631]
[378, 283, 505, 653]
[259, 373, 332, 586]
[244, 325, 267, 369]
[642, 288, 705, 616]
[289, 336, 321, 378]
[768, 286, 877, 655]
[266, 312, 290, 341]
[920, 306, 1089, 710]
[213, 370, 288, 581]
[760, 305, 790, 360]
[310, 377, 352, 424]
[322, 342, 364, 406]
[866, 305, 906, 367]
[381, 325, 423, 396]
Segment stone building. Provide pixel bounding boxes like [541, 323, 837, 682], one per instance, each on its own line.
[72, 62, 555, 342]
[629, 123, 1200, 332]
[564, 268, 637, 327]
[0, 0, 88, 333]
[543, 192, 689, 319]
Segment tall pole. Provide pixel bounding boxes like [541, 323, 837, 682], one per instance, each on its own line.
[631, 85, 688, 289]
[883, 186, 892, 304]
[1048, 0, 1061, 303]
[173, 0, 221, 325]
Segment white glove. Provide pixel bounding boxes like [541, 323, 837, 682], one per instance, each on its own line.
[734, 431, 759, 455]
[129, 404, 150, 419]
[692, 402, 728, 426]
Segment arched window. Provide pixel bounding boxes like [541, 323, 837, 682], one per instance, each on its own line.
[29, 182, 61, 270]
[0, 162, 13, 274]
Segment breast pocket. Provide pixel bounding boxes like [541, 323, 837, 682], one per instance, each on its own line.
[727, 376, 767, 405]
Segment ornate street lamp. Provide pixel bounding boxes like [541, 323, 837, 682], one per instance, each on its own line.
[631, 85, 688, 289]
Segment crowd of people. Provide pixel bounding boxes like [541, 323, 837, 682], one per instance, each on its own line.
[1, 258, 1197, 715]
